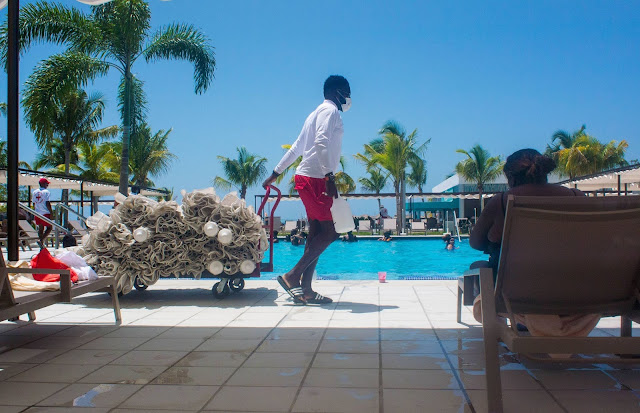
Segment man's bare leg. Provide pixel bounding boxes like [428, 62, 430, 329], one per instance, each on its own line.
[300, 221, 338, 299]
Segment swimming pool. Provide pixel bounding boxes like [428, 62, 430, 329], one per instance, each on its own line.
[270, 238, 486, 280]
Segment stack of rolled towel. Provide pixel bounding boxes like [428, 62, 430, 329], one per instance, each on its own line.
[78, 188, 268, 294]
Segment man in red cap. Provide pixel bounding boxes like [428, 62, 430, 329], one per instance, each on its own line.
[33, 178, 53, 247]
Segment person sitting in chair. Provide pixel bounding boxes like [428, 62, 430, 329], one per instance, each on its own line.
[469, 148, 599, 337]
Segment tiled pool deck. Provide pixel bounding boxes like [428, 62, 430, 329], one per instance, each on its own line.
[0, 280, 639, 412]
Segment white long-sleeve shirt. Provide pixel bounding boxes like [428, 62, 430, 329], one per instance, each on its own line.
[274, 100, 344, 179]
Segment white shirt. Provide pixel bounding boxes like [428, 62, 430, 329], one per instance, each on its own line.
[32, 187, 51, 215]
[274, 100, 344, 179]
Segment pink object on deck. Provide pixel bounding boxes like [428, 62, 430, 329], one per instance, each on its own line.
[378, 272, 387, 283]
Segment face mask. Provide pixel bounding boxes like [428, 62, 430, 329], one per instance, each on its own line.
[341, 97, 352, 112]
[337, 91, 351, 112]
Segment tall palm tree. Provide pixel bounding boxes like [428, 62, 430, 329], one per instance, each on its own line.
[23, 88, 117, 221]
[356, 120, 429, 232]
[5, 0, 216, 195]
[34, 138, 79, 172]
[407, 157, 427, 194]
[358, 166, 388, 210]
[128, 124, 176, 189]
[546, 126, 628, 178]
[73, 141, 120, 213]
[455, 145, 503, 210]
[213, 147, 268, 199]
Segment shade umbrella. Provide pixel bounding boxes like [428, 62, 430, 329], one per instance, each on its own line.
[1, 0, 115, 260]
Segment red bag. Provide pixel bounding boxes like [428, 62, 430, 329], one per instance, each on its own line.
[30, 248, 79, 283]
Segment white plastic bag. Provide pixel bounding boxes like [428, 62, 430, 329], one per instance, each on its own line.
[56, 250, 98, 281]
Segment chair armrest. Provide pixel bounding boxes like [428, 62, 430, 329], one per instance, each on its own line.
[6, 268, 71, 275]
[463, 268, 481, 276]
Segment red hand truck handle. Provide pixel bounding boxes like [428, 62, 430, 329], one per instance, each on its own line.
[257, 185, 281, 272]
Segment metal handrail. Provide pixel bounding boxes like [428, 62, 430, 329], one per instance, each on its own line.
[56, 203, 87, 223]
[19, 202, 70, 249]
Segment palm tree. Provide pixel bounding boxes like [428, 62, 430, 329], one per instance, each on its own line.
[546, 126, 628, 178]
[6, 0, 216, 195]
[455, 145, 503, 210]
[356, 121, 429, 232]
[73, 141, 120, 213]
[128, 124, 176, 189]
[407, 157, 427, 194]
[358, 166, 388, 210]
[33, 138, 79, 172]
[213, 147, 268, 200]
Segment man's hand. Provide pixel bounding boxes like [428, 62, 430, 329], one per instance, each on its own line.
[262, 171, 279, 189]
[324, 172, 338, 198]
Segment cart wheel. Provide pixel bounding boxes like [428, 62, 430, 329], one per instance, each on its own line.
[134, 277, 148, 291]
[212, 282, 230, 299]
[229, 278, 245, 292]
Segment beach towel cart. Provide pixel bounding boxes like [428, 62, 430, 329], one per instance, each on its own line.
[208, 185, 281, 298]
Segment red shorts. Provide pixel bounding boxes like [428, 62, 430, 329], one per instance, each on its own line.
[35, 214, 52, 227]
[295, 175, 333, 221]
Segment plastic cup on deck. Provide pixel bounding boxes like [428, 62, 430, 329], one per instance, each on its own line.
[378, 271, 387, 283]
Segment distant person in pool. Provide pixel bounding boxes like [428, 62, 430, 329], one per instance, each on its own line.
[263, 75, 351, 305]
[446, 238, 457, 250]
[469, 148, 599, 336]
[378, 230, 392, 242]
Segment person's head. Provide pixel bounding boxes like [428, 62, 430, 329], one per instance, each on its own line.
[384, 230, 392, 238]
[324, 75, 351, 112]
[380, 205, 385, 210]
[39, 178, 49, 189]
[449, 238, 455, 245]
[503, 149, 556, 188]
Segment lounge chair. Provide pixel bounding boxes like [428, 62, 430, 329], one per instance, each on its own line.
[0, 252, 121, 323]
[475, 195, 640, 413]
[358, 220, 371, 234]
[410, 221, 425, 234]
[17, 220, 46, 249]
[425, 217, 438, 230]
[68, 219, 90, 238]
[382, 218, 396, 234]
[283, 220, 297, 233]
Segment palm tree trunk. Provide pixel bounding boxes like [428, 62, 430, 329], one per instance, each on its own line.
[61, 146, 71, 227]
[91, 194, 99, 215]
[118, 70, 132, 196]
[479, 187, 484, 211]
[240, 185, 247, 200]
[377, 197, 381, 210]
[400, 173, 406, 234]
[394, 181, 401, 234]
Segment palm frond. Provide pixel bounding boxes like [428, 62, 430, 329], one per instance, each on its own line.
[143, 23, 216, 94]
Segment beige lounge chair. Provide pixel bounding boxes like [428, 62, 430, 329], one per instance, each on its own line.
[0, 253, 122, 323]
[68, 220, 90, 237]
[283, 221, 297, 233]
[410, 221, 425, 234]
[358, 220, 371, 234]
[382, 218, 396, 234]
[476, 195, 640, 413]
[17, 220, 46, 249]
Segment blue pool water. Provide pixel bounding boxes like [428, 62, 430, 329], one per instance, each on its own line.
[270, 238, 486, 280]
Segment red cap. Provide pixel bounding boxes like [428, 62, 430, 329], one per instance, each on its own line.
[39, 178, 50, 186]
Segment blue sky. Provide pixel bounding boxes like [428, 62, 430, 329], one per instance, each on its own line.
[1, 0, 639, 219]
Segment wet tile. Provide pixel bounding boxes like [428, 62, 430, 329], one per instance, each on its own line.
[609, 369, 640, 390]
[457, 369, 543, 390]
[324, 328, 379, 341]
[381, 353, 450, 370]
[227, 367, 305, 387]
[78, 365, 167, 385]
[206, 386, 297, 412]
[312, 353, 379, 369]
[78, 337, 149, 351]
[381, 340, 443, 354]
[551, 389, 640, 412]
[153, 366, 236, 385]
[156, 326, 219, 339]
[383, 369, 459, 389]
[36, 383, 140, 408]
[304, 368, 379, 388]
[47, 349, 126, 365]
[9, 363, 99, 383]
[136, 338, 204, 351]
[318, 340, 379, 354]
[121, 384, 218, 410]
[383, 389, 470, 413]
[110, 350, 188, 366]
[467, 389, 565, 413]
[244, 352, 314, 368]
[176, 351, 249, 367]
[0, 382, 66, 406]
[532, 369, 620, 390]
[195, 338, 262, 352]
[293, 387, 379, 412]
[257, 339, 320, 353]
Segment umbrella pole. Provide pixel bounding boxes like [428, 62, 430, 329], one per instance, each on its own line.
[7, 0, 20, 261]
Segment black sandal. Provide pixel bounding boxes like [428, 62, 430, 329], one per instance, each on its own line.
[277, 276, 306, 304]
[305, 292, 333, 305]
